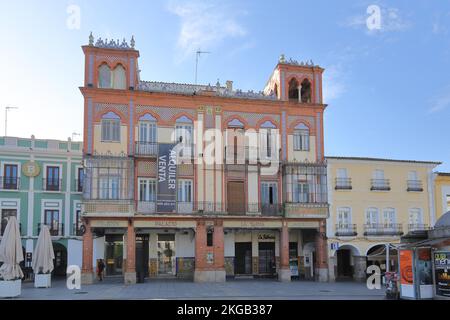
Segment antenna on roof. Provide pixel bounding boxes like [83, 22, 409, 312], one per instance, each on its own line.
[195, 49, 210, 85]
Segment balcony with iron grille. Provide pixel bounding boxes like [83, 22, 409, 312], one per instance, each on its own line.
[408, 223, 429, 232]
[364, 223, 403, 236]
[370, 179, 390, 191]
[335, 224, 357, 237]
[407, 180, 423, 192]
[43, 178, 62, 192]
[0, 177, 20, 190]
[134, 141, 158, 157]
[72, 223, 84, 236]
[38, 223, 64, 237]
[335, 178, 352, 190]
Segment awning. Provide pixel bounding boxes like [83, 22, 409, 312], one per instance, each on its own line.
[397, 238, 450, 249]
[367, 246, 398, 261]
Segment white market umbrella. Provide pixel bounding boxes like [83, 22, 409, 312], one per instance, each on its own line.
[32, 225, 54, 274]
[0, 216, 24, 280]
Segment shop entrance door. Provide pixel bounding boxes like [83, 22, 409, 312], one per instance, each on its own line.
[136, 234, 149, 280]
[337, 249, 352, 278]
[235, 242, 252, 275]
[105, 234, 124, 276]
[158, 234, 175, 276]
[258, 242, 275, 275]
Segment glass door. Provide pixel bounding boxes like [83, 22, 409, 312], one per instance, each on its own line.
[157, 234, 175, 275]
[105, 235, 123, 276]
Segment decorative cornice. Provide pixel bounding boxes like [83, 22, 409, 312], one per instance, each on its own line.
[88, 32, 136, 50]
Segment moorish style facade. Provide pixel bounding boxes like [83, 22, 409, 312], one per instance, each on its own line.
[80, 35, 329, 284]
[0, 135, 83, 277]
[326, 157, 440, 281]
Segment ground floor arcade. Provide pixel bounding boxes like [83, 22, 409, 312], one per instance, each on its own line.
[80, 217, 329, 284]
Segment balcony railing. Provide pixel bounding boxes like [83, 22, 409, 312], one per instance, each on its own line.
[408, 223, 429, 232]
[370, 179, 390, 191]
[38, 223, 64, 236]
[43, 178, 62, 192]
[407, 180, 423, 192]
[135, 141, 158, 157]
[0, 177, 20, 190]
[335, 224, 357, 237]
[335, 178, 352, 190]
[261, 203, 283, 216]
[364, 223, 403, 236]
[1, 223, 22, 236]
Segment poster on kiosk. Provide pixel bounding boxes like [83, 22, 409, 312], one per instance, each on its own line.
[398, 248, 434, 300]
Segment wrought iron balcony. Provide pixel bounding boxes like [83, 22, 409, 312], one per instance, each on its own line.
[407, 180, 423, 192]
[408, 223, 429, 232]
[335, 178, 352, 190]
[364, 223, 403, 236]
[370, 179, 390, 191]
[135, 141, 158, 157]
[43, 178, 62, 192]
[0, 177, 20, 190]
[261, 203, 283, 216]
[38, 223, 64, 236]
[335, 224, 357, 236]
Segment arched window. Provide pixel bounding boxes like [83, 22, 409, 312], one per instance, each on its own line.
[300, 79, 312, 103]
[288, 78, 299, 101]
[260, 121, 277, 159]
[175, 116, 193, 158]
[138, 114, 157, 151]
[112, 64, 126, 89]
[98, 64, 112, 88]
[293, 123, 309, 151]
[101, 112, 120, 142]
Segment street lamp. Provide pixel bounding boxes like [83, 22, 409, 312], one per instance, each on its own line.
[71, 132, 81, 141]
[5, 106, 18, 136]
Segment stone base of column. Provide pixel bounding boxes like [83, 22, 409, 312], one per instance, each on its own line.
[316, 268, 329, 282]
[124, 272, 137, 285]
[194, 269, 226, 282]
[278, 268, 291, 282]
[328, 256, 336, 282]
[353, 256, 367, 282]
[81, 272, 94, 285]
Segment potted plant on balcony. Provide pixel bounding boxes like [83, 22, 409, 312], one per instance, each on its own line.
[32, 225, 54, 288]
[0, 216, 24, 298]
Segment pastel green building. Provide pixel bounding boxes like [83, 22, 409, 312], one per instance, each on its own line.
[0, 135, 83, 276]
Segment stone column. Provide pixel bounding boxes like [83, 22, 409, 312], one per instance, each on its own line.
[278, 221, 291, 282]
[124, 221, 136, 284]
[252, 231, 259, 276]
[315, 219, 329, 282]
[353, 256, 367, 282]
[81, 220, 94, 284]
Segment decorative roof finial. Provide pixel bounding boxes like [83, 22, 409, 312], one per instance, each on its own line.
[89, 32, 94, 46]
[130, 35, 135, 49]
[216, 79, 220, 88]
[279, 54, 286, 64]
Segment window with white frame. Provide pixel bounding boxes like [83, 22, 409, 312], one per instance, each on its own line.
[101, 112, 121, 142]
[99, 176, 120, 200]
[293, 123, 310, 151]
[138, 178, 156, 202]
[293, 181, 310, 203]
[337, 207, 352, 226]
[175, 117, 193, 158]
[259, 121, 277, 159]
[261, 182, 278, 205]
[408, 208, 423, 227]
[366, 207, 379, 225]
[139, 118, 157, 143]
[383, 208, 396, 226]
[112, 65, 126, 89]
[177, 180, 192, 202]
[2, 163, 19, 190]
[98, 64, 112, 88]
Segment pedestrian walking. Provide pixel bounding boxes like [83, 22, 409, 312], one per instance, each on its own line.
[97, 259, 105, 281]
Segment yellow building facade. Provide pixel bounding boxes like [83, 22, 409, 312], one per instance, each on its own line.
[434, 172, 450, 221]
[326, 156, 440, 282]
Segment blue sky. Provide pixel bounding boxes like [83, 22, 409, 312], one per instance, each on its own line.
[0, 0, 449, 171]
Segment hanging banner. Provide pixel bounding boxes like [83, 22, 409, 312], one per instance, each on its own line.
[434, 251, 450, 298]
[157, 143, 177, 213]
[399, 249, 415, 299]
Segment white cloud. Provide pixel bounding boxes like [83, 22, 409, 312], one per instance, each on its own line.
[343, 5, 411, 35]
[429, 86, 450, 113]
[168, 0, 247, 61]
[323, 64, 347, 103]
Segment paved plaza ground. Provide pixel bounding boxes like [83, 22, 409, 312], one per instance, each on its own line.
[9, 277, 386, 300]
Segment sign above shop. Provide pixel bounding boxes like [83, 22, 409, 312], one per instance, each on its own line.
[224, 220, 282, 229]
[134, 220, 196, 229]
[90, 220, 128, 228]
